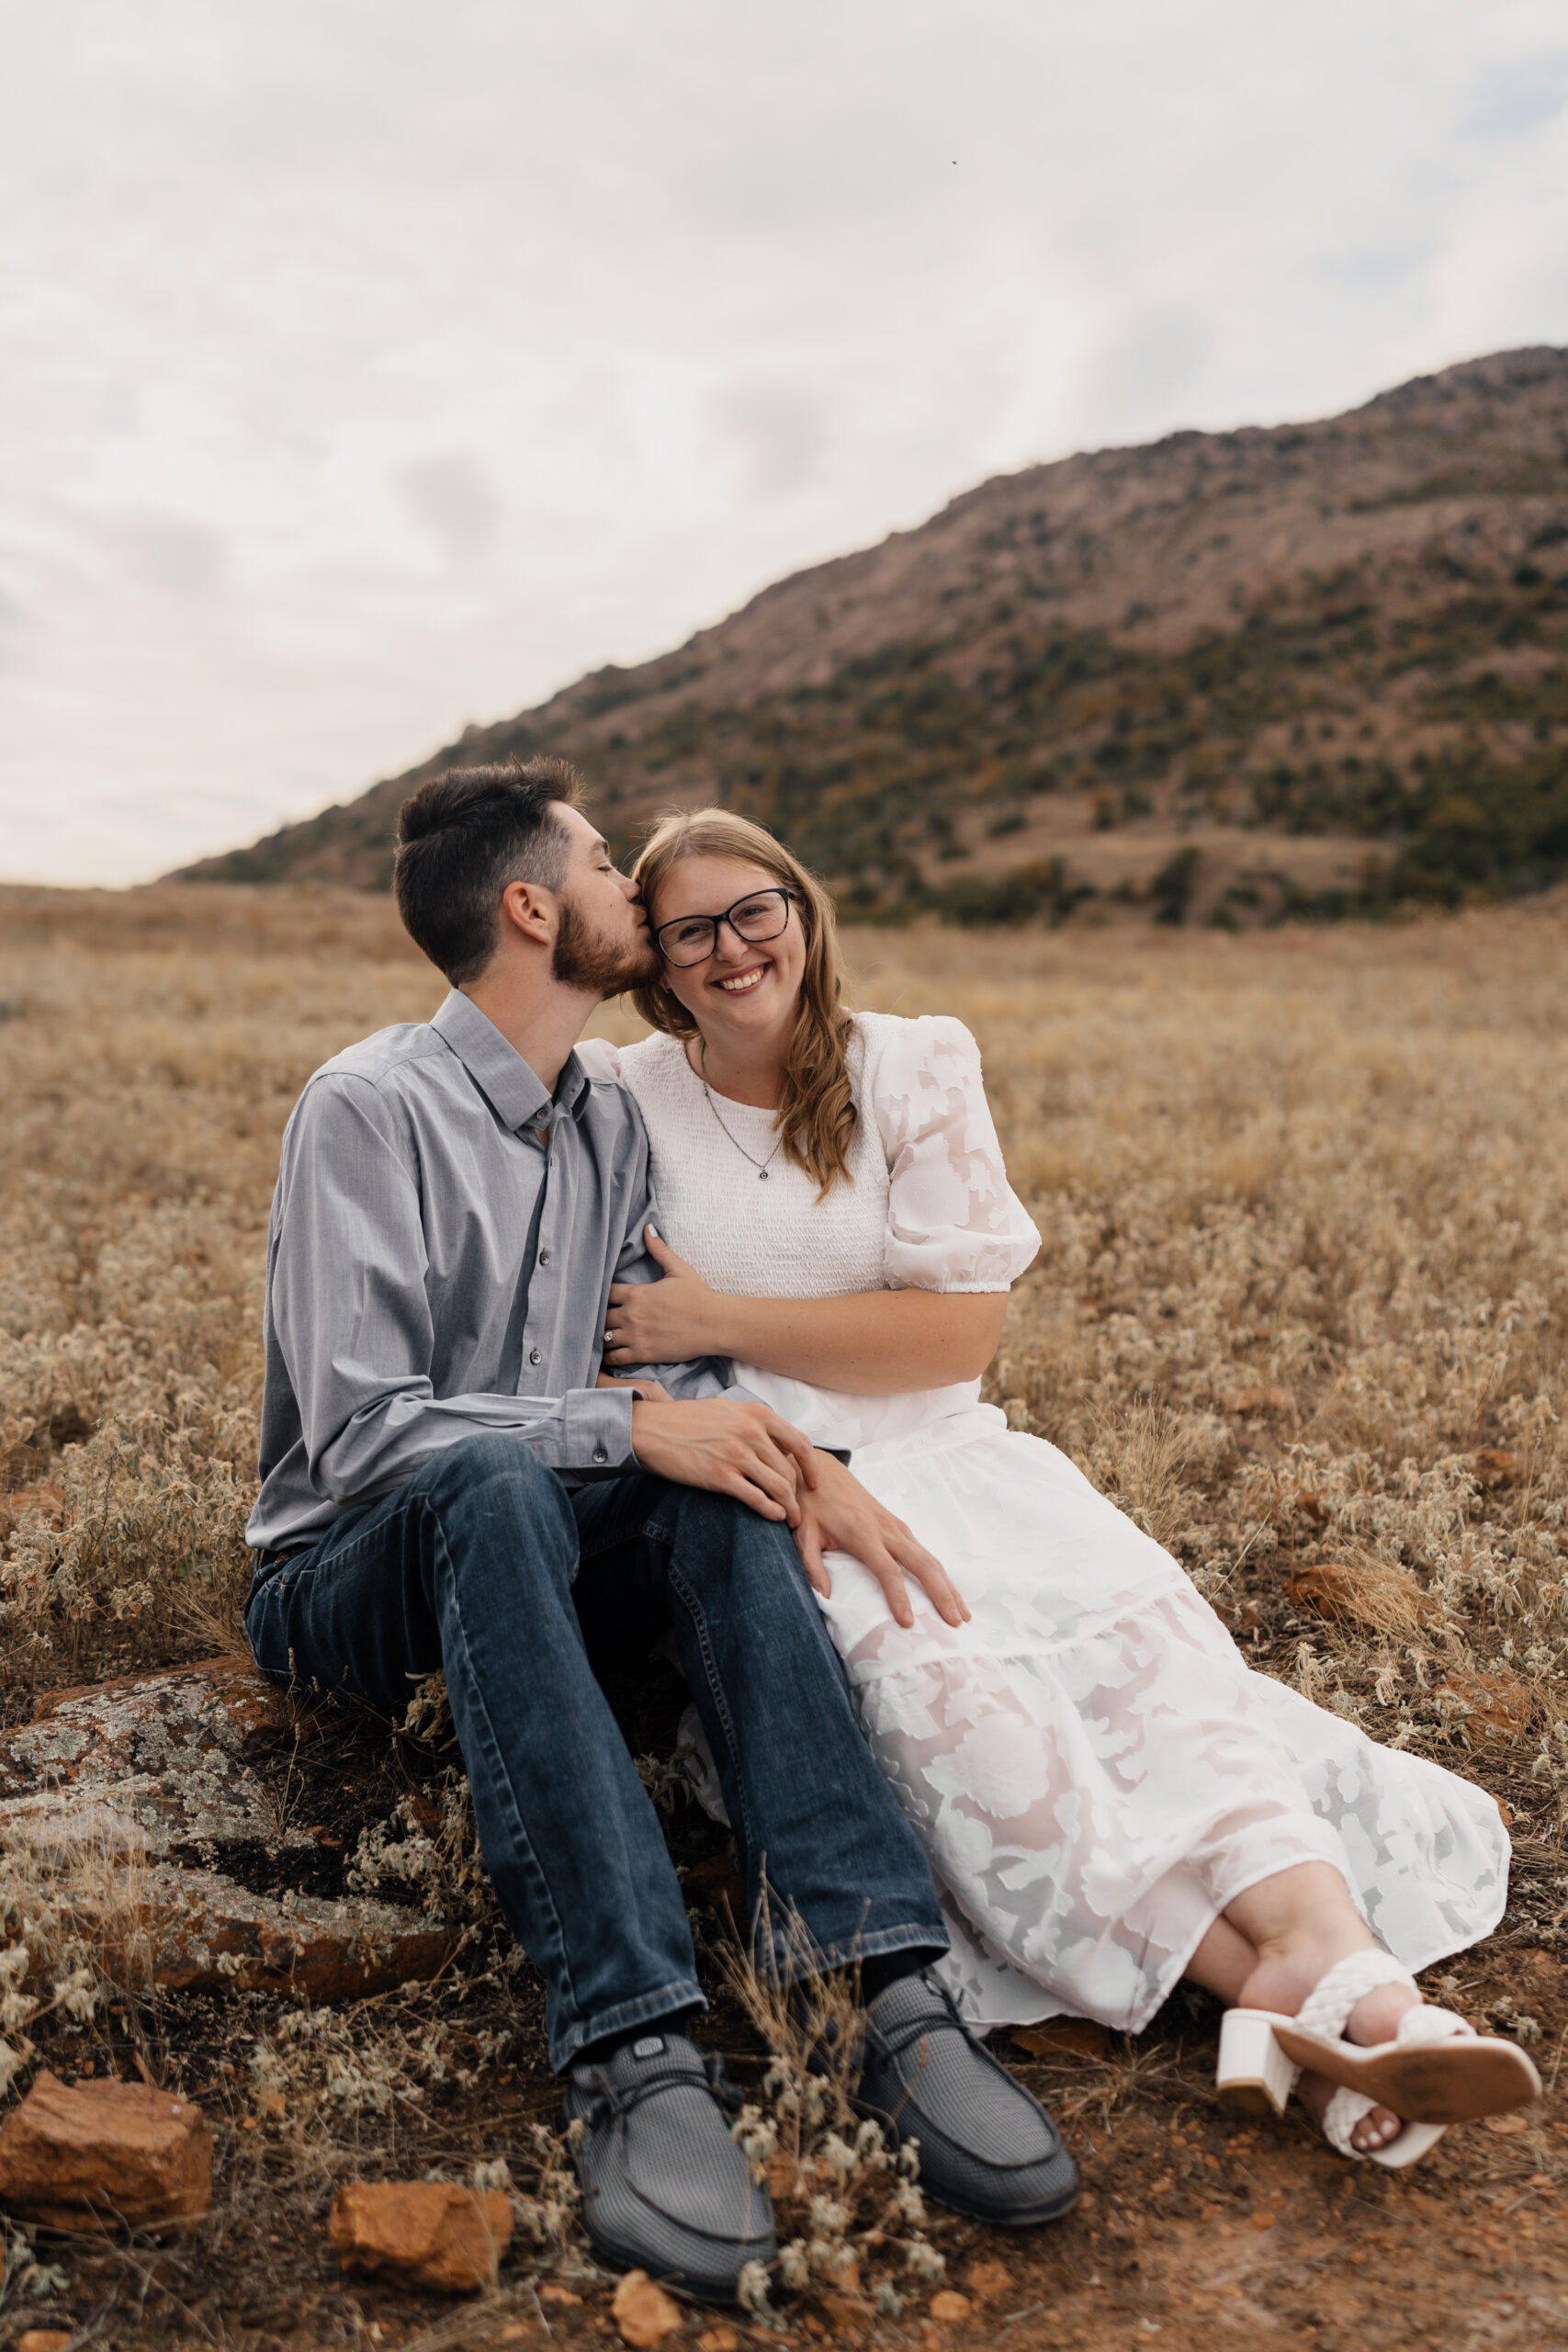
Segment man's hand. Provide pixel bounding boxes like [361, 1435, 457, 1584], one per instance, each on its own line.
[628, 1396, 819, 1525]
[604, 1228, 727, 1366]
[793, 1452, 969, 1631]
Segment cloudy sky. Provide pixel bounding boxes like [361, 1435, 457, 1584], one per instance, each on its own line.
[4, 1, 1567, 886]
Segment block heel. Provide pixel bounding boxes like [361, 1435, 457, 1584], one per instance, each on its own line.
[1216, 2008, 1300, 2118]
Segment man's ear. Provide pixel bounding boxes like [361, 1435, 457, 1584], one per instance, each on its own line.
[497, 877, 557, 949]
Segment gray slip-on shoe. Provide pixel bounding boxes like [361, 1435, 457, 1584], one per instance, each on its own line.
[564, 2032, 775, 2301]
[856, 1970, 1079, 2226]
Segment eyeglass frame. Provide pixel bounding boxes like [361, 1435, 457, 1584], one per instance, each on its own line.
[651, 886, 795, 967]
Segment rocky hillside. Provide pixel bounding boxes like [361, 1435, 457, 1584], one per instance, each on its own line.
[177, 346, 1568, 925]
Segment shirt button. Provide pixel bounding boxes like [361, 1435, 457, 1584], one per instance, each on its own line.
[592, 1446, 608, 1464]
[529, 1347, 542, 1365]
[538, 1249, 551, 1265]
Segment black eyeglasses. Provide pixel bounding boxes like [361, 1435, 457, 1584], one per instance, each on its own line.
[653, 888, 794, 967]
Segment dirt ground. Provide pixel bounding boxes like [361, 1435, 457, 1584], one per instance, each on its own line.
[6, 888, 1568, 2349]
[6, 1647, 1564, 2352]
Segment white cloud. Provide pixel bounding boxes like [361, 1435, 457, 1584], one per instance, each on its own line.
[1, 0, 1566, 883]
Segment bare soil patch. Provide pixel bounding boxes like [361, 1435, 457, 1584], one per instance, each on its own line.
[4, 890, 1568, 2348]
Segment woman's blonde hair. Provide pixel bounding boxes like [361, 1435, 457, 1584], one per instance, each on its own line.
[629, 808, 859, 1193]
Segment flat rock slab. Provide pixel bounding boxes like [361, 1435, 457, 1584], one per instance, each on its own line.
[0, 1658, 456, 2001]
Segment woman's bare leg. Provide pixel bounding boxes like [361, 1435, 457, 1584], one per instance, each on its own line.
[1186, 1914, 1258, 2002]
[1216, 1861, 1416, 2153]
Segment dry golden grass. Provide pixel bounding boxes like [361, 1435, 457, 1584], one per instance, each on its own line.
[6, 881, 1568, 2340]
[5, 882, 1568, 1807]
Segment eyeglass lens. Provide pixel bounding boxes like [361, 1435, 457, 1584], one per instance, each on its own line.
[659, 889, 789, 965]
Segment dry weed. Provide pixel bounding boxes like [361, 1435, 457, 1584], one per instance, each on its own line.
[6, 884, 1568, 2324]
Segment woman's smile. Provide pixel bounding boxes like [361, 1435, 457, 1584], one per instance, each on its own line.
[715, 962, 770, 995]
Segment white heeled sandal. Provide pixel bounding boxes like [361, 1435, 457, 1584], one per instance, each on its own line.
[1215, 1950, 1541, 2169]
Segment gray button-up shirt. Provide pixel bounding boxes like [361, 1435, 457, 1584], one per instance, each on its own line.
[247, 989, 744, 1551]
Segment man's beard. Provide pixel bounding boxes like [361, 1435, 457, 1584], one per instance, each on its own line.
[552, 895, 660, 997]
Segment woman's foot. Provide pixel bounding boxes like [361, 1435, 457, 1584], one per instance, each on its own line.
[1234, 1942, 1415, 2155]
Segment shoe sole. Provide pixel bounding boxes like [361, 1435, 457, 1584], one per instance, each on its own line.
[1269, 2026, 1540, 2124]
[918, 2171, 1081, 2228]
[578, 2211, 775, 2307]
[854, 2094, 1080, 2228]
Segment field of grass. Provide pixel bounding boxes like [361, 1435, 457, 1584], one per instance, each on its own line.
[3, 883, 1568, 2346]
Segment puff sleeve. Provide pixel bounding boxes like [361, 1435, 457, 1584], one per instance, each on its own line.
[867, 1014, 1042, 1293]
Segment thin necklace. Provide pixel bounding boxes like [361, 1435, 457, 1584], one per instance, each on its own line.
[698, 1046, 784, 1181]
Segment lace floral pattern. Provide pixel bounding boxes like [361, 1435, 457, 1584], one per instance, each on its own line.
[615, 1016, 1509, 2030]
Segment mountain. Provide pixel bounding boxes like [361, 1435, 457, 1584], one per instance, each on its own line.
[176, 346, 1568, 925]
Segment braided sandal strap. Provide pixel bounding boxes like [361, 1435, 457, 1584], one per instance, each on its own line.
[1395, 2005, 1474, 2049]
[1321, 2085, 1377, 2160]
[1294, 1950, 1418, 2042]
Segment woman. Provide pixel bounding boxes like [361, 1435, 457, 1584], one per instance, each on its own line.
[586, 808, 1532, 2166]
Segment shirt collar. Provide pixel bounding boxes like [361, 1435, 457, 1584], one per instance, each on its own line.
[431, 989, 590, 1131]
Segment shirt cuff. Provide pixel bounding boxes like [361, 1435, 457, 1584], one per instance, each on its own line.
[562, 1385, 637, 1476]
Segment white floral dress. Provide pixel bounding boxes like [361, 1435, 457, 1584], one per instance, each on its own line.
[600, 1017, 1508, 2033]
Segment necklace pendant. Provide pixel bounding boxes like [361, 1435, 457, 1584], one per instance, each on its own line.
[759, 1168, 770, 1181]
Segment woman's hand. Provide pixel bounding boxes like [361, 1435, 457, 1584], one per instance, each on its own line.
[792, 1452, 969, 1630]
[604, 1227, 730, 1367]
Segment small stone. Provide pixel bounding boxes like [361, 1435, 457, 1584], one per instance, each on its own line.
[500, 2328, 532, 2343]
[697, 2331, 740, 2352]
[821, 2294, 874, 2338]
[612, 2270, 682, 2346]
[965, 2259, 1012, 2303]
[328, 2181, 513, 2293]
[539, 2285, 582, 2304]
[929, 2290, 974, 2324]
[17, 2332, 75, 2352]
[1249, 2209, 1277, 2231]
[0, 2070, 212, 2233]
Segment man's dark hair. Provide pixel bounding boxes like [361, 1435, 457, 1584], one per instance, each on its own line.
[394, 758, 583, 984]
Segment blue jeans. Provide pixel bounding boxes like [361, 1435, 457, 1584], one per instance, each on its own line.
[243, 1432, 948, 2069]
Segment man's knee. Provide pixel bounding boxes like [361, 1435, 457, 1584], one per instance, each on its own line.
[412, 1433, 577, 1558]
[659, 1485, 802, 1589]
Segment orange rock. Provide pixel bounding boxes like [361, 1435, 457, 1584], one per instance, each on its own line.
[0, 2070, 211, 2233]
[1284, 1563, 1437, 1631]
[821, 2293, 874, 2338]
[17, 2332, 74, 2352]
[538, 2285, 582, 2304]
[697, 2331, 740, 2352]
[612, 2270, 682, 2347]
[1249, 2208, 1277, 2231]
[929, 2290, 974, 2324]
[965, 2258, 1012, 2303]
[0, 1485, 65, 1539]
[1223, 1386, 1294, 1415]
[328, 2181, 513, 2293]
[1011, 2018, 1110, 2060]
[1437, 1671, 1534, 1741]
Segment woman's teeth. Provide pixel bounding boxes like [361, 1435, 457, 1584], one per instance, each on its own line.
[717, 967, 766, 993]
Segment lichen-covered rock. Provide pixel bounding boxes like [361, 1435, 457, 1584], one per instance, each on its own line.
[0, 1659, 457, 2000]
[328, 2180, 513, 2291]
[0, 2070, 212, 2233]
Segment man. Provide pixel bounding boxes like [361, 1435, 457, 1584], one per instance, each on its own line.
[244, 759, 1077, 2300]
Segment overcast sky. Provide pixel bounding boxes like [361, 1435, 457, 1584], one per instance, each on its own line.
[4, 1, 1567, 886]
